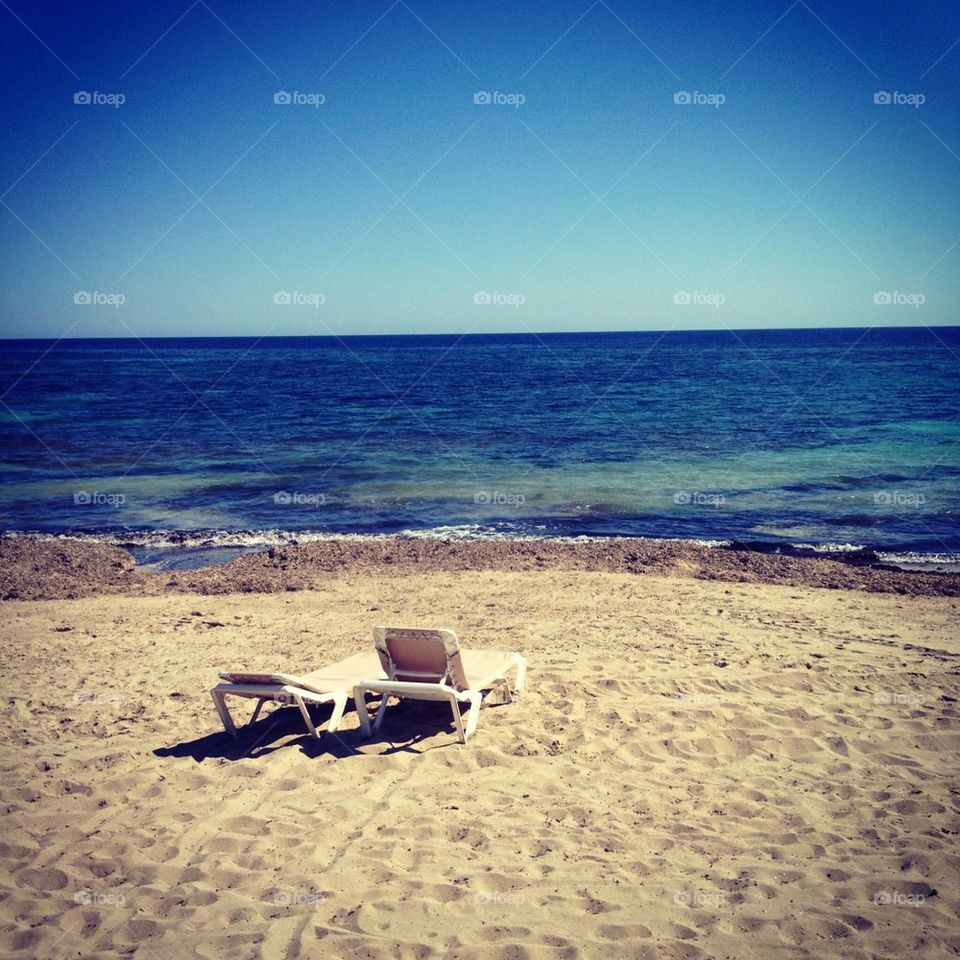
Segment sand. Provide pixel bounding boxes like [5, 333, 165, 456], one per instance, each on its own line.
[0, 554, 958, 958]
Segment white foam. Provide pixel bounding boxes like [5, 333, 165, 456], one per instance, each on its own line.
[789, 541, 868, 553]
[4, 527, 732, 549]
[877, 551, 960, 568]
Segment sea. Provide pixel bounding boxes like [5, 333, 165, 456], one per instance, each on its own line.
[1, 328, 958, 571]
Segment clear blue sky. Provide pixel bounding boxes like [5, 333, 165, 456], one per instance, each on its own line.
[0, 0, 957, 337]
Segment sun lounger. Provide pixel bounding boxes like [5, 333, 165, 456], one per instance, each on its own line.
[352, 627, 526, 743]
[211, 651, 384, 739]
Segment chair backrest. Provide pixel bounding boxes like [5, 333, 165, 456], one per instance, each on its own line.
[373, 627, 469, 690]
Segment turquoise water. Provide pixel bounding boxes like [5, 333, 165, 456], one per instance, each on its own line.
[1, 328, 958, 566]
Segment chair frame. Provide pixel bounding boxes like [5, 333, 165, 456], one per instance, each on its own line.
[210, 683, 348, 740]
[352, 628, 525, 743]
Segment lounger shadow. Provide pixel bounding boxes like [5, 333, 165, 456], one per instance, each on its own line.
[156, 699, 357, 761]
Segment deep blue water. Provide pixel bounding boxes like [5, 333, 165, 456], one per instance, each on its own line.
[1, 329, 958, 567]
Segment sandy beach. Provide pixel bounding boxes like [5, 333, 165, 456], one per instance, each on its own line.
[1, 540, 957, 958]
[3, 0, 957, 956]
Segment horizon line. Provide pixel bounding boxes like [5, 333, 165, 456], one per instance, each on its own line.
[3, 323, 958, 342]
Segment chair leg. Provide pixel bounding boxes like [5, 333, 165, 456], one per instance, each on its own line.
[512, 654, 527, 696]
[211, 688, 237, 739]
[249, 697, 266, 725]
[372, 693, 391, 731]
[463, 692, 482, 741]
[353, 686, 373, 736]
[293, 694, 319, 739]
[327, 691, 348, 733]
[448, 693, 466, 743]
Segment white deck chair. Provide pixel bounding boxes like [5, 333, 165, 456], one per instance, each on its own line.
[211, 651, 384, 740]
[352, 627, 526, 743]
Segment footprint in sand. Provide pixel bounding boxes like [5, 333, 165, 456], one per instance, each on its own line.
[19, 866, 69, 891]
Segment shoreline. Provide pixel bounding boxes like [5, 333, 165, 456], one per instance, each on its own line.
[6, 527, 957, 569]
[2, 534, 959, 601]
